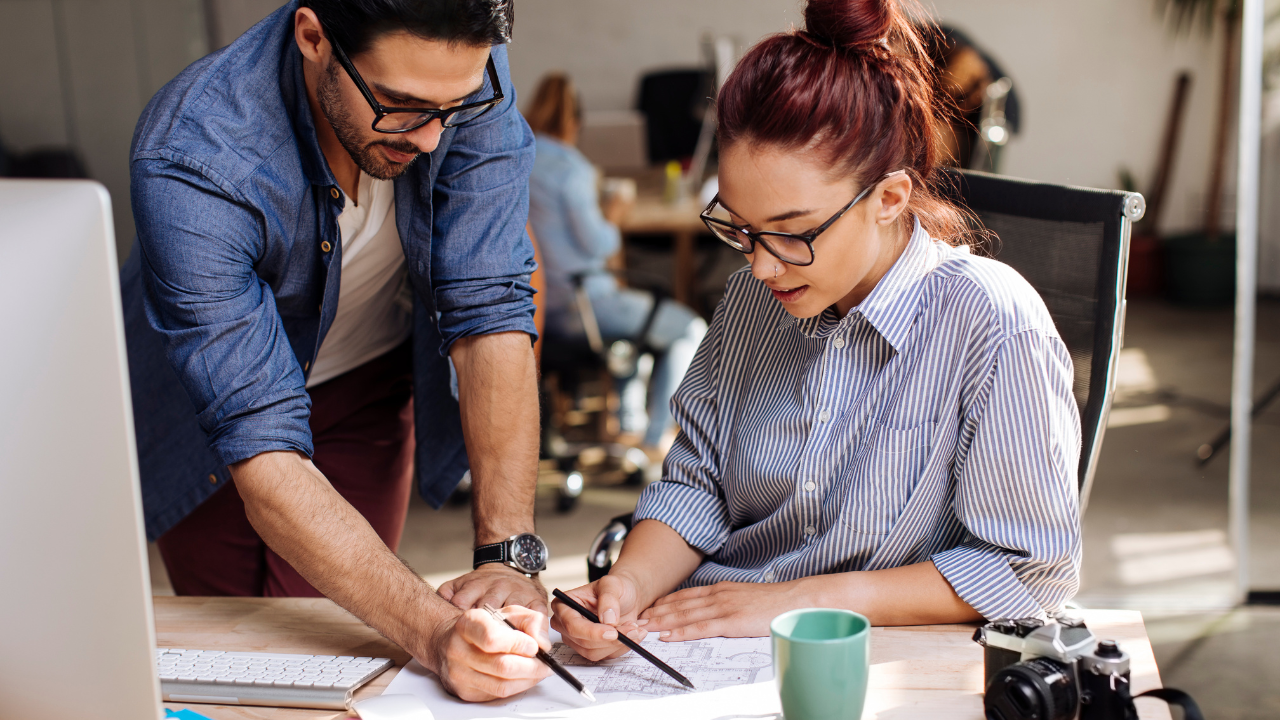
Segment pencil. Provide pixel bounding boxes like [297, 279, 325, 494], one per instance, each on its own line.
[551, 588, 696, 690]
[482, 604, 596, 702]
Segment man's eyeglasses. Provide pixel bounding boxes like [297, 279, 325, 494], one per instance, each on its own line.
[329, 38, 504, 134]
[700, 171, 904, 266]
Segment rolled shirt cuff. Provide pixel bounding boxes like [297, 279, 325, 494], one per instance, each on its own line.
[633, 480, 733, 556]
[931, 543, 1048, 621]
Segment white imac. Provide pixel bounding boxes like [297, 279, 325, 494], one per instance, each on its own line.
[0, 179, 163, 719]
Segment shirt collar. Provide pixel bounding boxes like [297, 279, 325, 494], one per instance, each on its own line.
[789, 218, 935, 353]
[279, 39, 340, 190]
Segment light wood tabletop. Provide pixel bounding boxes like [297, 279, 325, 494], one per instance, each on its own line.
[155, 597, 1171, 720]
[617, 193, 706, 309]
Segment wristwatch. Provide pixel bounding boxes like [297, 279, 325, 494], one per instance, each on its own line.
[473, 533, 549, 576]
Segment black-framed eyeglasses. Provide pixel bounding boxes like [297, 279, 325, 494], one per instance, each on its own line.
[329, 38, 504, 134]
[701, 171, 903, 266]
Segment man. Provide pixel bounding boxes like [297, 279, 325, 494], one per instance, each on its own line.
[120, 0, 551, 701]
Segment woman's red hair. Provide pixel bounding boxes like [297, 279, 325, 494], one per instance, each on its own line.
[717, 0, 973, 245]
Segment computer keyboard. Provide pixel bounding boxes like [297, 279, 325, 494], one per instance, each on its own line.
[155, 648, 394, 710]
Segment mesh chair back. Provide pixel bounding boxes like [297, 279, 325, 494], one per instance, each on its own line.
[938, 170, 1144, 507]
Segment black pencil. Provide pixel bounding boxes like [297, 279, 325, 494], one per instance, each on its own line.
[482, 604, 595, 702]
[552, 588, 696, 690]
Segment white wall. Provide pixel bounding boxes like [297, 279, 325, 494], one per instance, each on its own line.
[508, 0, 1226, 236]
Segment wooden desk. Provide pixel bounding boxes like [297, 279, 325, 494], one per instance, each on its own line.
[617, 194, 705, 307]
[155, 597, 1171, 720]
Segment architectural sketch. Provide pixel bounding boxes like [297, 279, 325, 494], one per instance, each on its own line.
[549, 637, 773, 699]
[382, 633, 779, 720]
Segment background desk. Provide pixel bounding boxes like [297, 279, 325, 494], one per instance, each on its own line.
[616, 194, 705, 308]
[155, 597, 1172, 720]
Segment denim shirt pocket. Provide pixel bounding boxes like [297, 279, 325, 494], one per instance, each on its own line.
[841, 421, 938, 534]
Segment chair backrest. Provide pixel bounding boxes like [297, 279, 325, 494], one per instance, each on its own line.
[636, 69, 711, 165]
[938, 169, 1145, 508]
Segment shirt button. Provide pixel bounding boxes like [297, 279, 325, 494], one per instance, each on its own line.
[329, 188, 340, 199]
[804, 525, 816, 535]
[764, 571, 776, 582]
[803, 481, 816, 492]
[833, 337, 845, 349]
[207, 474, 217, 485]
[818, 409, 830, 423]
[320, 241, 332, 252]
[303, 361, 310, 372]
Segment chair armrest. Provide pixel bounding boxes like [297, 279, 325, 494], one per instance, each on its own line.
[587, 513, 635, 582]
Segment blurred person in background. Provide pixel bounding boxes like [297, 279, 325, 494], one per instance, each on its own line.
[524, 74, 707, 454]
[553, 0, 1080, 657]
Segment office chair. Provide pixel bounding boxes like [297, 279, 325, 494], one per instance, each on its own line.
[586, 169, 1144, 580]
[636, 69, 713, 165]
[539, 273, 665, 511]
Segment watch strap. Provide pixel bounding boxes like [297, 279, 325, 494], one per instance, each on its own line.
[473, 541, 508, 569]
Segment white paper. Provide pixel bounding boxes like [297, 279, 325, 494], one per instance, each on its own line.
[383, 633, 781, 720]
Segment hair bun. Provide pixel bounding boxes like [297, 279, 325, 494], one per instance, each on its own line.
[803, 0, 893, 51]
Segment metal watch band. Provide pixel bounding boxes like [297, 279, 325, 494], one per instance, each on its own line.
[473, 542, 507, 569]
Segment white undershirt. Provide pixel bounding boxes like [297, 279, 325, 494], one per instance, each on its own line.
[307, 171, 413, 388]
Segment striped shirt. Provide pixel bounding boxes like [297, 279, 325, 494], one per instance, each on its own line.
[634, 221, 1082, 620]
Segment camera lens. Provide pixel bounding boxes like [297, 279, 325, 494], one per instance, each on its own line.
[984, 658, 1078, 720]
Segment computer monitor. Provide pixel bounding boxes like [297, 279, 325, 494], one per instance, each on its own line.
[0, 180, 162, 719]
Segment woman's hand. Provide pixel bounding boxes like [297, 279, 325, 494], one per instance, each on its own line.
[638, 580, 812, 641]
[550, 574, 649, 661]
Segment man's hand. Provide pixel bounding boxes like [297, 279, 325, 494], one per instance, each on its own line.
[429, 605, 552, 702]
[439, 564, 549, 616]
[550, 574, 649, 661]
[638, 580, 809, 641]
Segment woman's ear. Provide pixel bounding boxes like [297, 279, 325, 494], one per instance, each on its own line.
[874, 172, 913, 226]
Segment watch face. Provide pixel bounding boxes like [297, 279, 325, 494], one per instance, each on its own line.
[511, 533, 547, 573]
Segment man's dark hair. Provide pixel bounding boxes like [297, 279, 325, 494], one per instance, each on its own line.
[300, 0, 514, 55]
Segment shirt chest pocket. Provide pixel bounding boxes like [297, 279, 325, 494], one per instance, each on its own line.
[840, 422, 937, 534]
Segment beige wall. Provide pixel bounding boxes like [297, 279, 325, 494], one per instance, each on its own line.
[0, 0, 1236, 259]
[0, 0, 208, 263]
[508, 0, 1226, 236]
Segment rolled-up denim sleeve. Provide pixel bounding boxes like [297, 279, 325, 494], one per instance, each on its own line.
[430, 45, 538, 353]
[634, 291, 731, 554]
[932, 329, 1082, 620]
[131, 158, 311, 467]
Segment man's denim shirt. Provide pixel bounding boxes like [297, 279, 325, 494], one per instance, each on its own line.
[120, 2, 537, 540]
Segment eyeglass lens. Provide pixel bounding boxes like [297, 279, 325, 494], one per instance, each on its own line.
[704, 202, 813, 264]
[372, 101, 496, 132]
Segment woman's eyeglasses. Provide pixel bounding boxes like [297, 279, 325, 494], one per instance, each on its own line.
[330, 38, 504, 134]
[700, 172, 903, 266]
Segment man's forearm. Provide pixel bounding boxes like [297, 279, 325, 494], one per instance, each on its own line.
[231, 451, 459, 667]
[450, 332, 540, 545]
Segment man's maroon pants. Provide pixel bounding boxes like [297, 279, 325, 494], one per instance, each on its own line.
[156, 343, 415, 597]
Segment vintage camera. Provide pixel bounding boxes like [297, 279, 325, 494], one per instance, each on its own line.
[973, 617, 1136, 720]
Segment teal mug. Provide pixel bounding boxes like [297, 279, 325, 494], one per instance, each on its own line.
[770, 608, 871, 720]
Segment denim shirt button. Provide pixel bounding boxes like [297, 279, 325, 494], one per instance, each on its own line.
[207, 474, 217, 485]
[329, 188, 340, 199]
[320, 241, 332, 253]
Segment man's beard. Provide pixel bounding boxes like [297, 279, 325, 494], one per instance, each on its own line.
[317, 60, 421, 181]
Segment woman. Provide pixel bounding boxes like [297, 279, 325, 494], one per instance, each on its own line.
[525, 75, 707, 451]
[553, 0, 1081, 659]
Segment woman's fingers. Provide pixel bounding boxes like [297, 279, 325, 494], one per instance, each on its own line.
[642, 598, 721, 632]
[648, 584, 710, 608]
